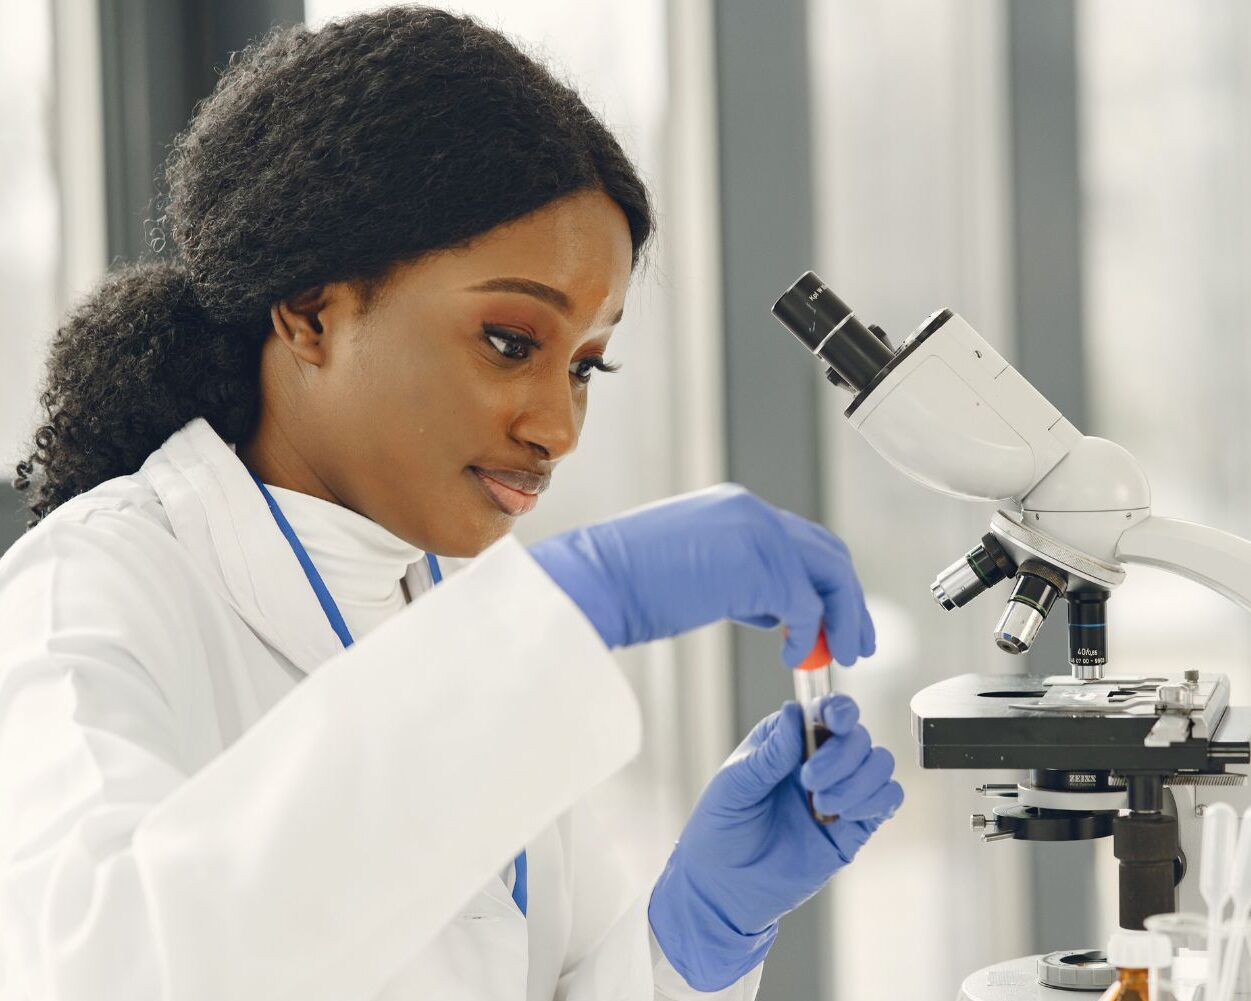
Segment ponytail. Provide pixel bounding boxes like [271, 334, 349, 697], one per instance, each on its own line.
[16, 262, 263, 521]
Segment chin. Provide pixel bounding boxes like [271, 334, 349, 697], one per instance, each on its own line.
[433, 516, 513, 559]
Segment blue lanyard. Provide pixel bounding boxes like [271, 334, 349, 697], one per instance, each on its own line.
[252, 474, 528, 917]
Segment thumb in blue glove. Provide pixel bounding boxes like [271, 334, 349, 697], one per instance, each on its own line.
[648, 695, 903, 991]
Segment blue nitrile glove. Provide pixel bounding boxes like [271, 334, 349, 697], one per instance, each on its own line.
[528, 484, 874, 667]
[648, 695, 904, 992]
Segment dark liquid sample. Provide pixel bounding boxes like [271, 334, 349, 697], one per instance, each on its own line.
[804, 721, 839, 824]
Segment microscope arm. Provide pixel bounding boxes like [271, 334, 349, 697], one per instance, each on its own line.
[1115, 515, 1251, 615]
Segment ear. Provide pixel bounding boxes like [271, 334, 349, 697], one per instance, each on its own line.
[271, 286, 331, 366]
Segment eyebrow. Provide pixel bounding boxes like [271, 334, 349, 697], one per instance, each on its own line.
[469, 276, 625, 325]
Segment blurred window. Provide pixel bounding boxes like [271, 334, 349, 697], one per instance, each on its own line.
[807, 2, 1031, 994]
[0, 1, 58, 469]
[1078, 0, 1251, 693]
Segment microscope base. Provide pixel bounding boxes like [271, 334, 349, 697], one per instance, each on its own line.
[958, 953, 1251, 1001]
[957, 956, 1103, 1001]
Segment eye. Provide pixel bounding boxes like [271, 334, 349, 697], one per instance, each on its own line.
[483, 325, 538, 361]
[570, 356, 622, 385]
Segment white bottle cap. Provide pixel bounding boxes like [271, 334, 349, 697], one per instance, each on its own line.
[1106, 930, 1172, 970]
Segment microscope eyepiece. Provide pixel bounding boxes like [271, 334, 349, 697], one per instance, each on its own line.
[994, 560, 1068, 654]
[772, 271, 895, 393]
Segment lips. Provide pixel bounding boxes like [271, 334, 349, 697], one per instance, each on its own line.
[469, 466, 551, 517]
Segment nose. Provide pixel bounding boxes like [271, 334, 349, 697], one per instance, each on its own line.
[510, 368, 582, 461]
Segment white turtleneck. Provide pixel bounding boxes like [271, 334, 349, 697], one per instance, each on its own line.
[264, 485, 524, 897]
[263, 484, 423, 642]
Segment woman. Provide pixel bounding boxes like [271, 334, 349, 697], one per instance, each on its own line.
[0, 8, 902, 1000]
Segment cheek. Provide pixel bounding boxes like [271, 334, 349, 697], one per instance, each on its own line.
[343, 327, 457, 417]
[454, 370, 522, 432]
[331, 341, 456, 462]
[377, 362, 521, 474]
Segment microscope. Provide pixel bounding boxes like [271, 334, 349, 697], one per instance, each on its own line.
[773, 273, 1251, 999]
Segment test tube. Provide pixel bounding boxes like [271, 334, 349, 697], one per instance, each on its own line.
[794, 632, 838, 823]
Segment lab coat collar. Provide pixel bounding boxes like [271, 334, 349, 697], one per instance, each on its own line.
[139, 417, 431, 676]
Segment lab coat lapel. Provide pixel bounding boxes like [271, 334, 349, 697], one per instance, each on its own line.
[478, 868, 527, 918]
[140, 418, 353, 674]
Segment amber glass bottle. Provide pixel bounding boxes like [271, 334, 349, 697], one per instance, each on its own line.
[1097, 967, 1149, 1001]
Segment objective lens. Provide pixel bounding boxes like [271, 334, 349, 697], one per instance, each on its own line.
[772, 272, 894, 393]
[994, 560, 1068, 654]
[1068, 591, 1109, 681]
[932, 560, 983, 611]
[931, 534, 1017, 610]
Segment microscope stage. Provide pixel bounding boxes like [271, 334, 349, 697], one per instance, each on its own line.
[911, 673, 1250, 771]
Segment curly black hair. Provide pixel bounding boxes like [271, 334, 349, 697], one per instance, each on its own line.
[16, 5, 653, 522]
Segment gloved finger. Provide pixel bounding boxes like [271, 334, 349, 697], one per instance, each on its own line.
[774, 505, 852, 559]
[723, 702, 805, 808]
[799, 721, 871, 790]
[811, 746, 896, 817]
[822, 580, 867, 668]
[796, 523, 868, 668]
[810, 746, 896, 816]
[819, 693, 860, 735]
[859, 607, 876, 658]
[777, 512, 868, 667]
[833, 779, 904, 822]
[719, 506, 820, 667]
[724, 499, 854, 668]
[777, 586, 826, 669]
[776, 512, 862, 660]
[739, 613, 782, 630]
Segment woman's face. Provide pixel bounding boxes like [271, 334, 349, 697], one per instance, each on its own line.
[252, 188, 634, 557]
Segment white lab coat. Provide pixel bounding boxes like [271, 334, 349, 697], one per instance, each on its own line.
[0, 418, 763, 1001]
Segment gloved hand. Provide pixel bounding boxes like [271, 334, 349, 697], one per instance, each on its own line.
[648, 695, 903, 992]
[529, 484, 873, 667]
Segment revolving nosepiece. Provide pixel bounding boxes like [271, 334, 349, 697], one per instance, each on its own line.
[993, 560, 1068, 654]
[772, 271, 894, 393]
